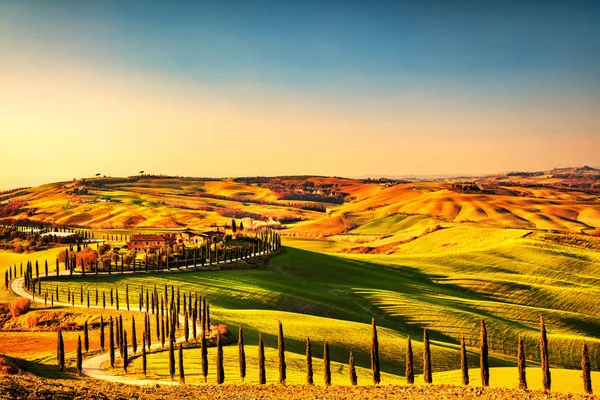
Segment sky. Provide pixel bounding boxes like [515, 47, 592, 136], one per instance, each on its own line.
[1, 0, 599, 189]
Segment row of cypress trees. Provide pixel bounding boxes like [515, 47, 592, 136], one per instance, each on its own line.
[156, 316, 592, 393]
[54, 311, 592, 394]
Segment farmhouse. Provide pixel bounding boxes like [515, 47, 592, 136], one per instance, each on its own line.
[176, 230, 208, 245]
[128, 234, 172, 251]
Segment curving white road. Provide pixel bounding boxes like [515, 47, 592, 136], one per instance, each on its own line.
[10, 249, 273, 385]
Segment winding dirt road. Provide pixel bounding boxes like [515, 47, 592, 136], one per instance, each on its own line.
[10, 250, 270, 386]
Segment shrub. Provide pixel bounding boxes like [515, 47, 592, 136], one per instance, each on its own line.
[9, 298, 30, 318]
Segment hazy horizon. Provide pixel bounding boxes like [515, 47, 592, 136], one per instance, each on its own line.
[1, 0, 599, 190]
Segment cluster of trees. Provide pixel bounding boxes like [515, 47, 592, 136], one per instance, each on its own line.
[14, 231, 281, 307]
[450, 182, 481, 193]
[57, 285, 219, 379]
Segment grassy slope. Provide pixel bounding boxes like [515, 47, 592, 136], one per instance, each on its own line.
[40, 226, 600, 379]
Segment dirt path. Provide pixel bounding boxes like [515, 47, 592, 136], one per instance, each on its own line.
[10, 250, 271, 386]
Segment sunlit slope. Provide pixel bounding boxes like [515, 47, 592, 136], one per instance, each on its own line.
[1, 178, 329, 229]
[44, 228, 600, 373]
[333, 183, 599, 232]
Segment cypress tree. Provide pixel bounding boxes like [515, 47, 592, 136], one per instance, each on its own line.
[142, 335, 147, 376]
[278, 321, 286, 384]
[582, 341, 592, 394]
[206, 303, 211, 330]
[540, 315, 551, 392]
[349, 350, 357, 385]
[116, 317, 121, 354]
[192, 309, 197, 340]
[103, 292, 106, 309]
[100, 316, 105, 351]
[155, 306, 160, 340]
[238, 325, 246, 382]
[461, 333, 469, 385]
[306, 336, 313, 385]
[161, 313, 166, 348]
[119, 315, 124, 356]
[406, 336, 414, 384]
[518, 335, 527, 389]
[480, 319, 489, 387]
[179, 342, 185, 384]
[84, 320, 89, 353]
[109, 317, 115, 367]
[423, 328, 432, 384]
[184, 311, 189, 343]
[115, 288, 119, 310]
[323, 341, 331, 386]
[123, 330, 128, 372]
[76, 335, 83, 375]
[131, 315, 137, 354]
[216, 333, 224, 384]
[371, 318, 380, 385]
[57, 329, 65, 371]
[147, 313, 152, 348]
[201, 330, 208, 383]
[258, 332, 266, 384]
[169, 336, 175, 380]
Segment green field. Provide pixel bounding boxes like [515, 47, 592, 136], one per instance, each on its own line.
[38, 224, 600, 384]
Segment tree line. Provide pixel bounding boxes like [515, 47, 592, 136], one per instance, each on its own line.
[56, 309, 593, 394]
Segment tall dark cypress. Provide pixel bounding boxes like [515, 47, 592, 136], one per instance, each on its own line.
[518, 336, 527, 389]
[123, 330, 128, 372]
[100, 316, 105, 351]
[480, 320, 489, 386]
[371, 318, 380, 385]
[142, 336, 147, 376]
[84, 320, 89, 353]
[216, 333, 224, 384]
[131, 315, 137, 354]
[201, 329, 208, 382]
[323, 341, 331, 386]
[582, 341, 592, 394]
[461, 333, 469, 385]
[278, 321, 286, 384]
[423, 328, 432, 384]
[57, 329, 65, 371]
[306, 336, 313, 385]
[161, 313, 166, 348]
[258, 332, 266, 384]
[349, 350, 357, 386]
[238, 325, 246, 382]
[206, 303, 211, 330]
[76, 335, 83, 376]
[109, 317, 115, 367]
[118, 315, 124, 356]
[406, 336, 414, 384]
[540, 315, 551, 392]
[168, 336, 175, 380]
[184, 311, 189, 343]
[179, 342, 185, 384]
[147, 313, 152, 349]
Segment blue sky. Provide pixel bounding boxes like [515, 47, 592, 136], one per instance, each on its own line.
[0, 0, 598, 187]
